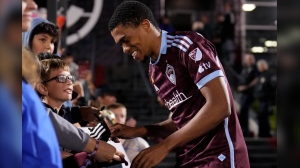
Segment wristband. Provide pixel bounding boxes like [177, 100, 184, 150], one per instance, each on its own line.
[88, 140, 99, 156]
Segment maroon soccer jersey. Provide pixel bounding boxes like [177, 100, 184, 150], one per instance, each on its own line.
[149, 31, 250, 168]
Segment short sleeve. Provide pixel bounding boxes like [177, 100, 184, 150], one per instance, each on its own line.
[180, 33, 224, 89]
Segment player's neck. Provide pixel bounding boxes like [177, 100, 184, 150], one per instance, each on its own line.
[150, 29, 162, 61]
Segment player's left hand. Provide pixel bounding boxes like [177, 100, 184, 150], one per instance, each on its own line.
[80, 106, 100, 122]
[131, 142, 170, 168]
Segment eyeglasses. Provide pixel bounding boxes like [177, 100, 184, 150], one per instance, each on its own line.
[43, 75, 75, 84]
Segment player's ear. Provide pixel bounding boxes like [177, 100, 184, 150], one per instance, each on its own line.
[141, 19, 151, 32]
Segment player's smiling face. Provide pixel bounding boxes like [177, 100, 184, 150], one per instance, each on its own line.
[111, 21, 151, 62]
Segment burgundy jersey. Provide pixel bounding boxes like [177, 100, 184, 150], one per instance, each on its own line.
[149, 31, 249, 168]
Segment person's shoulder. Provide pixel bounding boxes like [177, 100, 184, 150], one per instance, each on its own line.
[22, 80, 36, 100]
[165, 31, 200, 53]
[170, 31, 210, 48]
[168, 31, 199, 39]
[22, 80, 47, 113]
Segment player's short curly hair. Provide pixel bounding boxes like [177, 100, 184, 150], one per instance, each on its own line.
[108, 1, 159, 31]
[29, 22, 60, 49]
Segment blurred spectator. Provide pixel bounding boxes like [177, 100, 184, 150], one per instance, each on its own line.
[94, 84, 119, 108]
[22, 17, 60, 54]
[3, 7, 22, 50]
[22, 0, 37, 31]
[61, 51, 79, 80]
[22, 47, 40, 88]
[159, 16, 174, 32]
[191, 21, 205, 35]
[125, 116, 137, 128]
[255, 59, 276, 137]
[238, 53, 259, 137]
[1, 7, 23, 100]
[200, 14, 213, 41]
[213, 13, 225, 62]
[223, 3, 235, 41]
[107, 103, 150, 162]
[222, 3, 235, 66]
[72, 81, 86, 106]
[79, 69, 96, 105]
[85, 84, 119, 127]
[0, 41, 22, 168]
[0, 9, 24, 164]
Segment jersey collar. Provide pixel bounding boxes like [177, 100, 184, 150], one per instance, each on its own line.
[150, 30, 168, 65]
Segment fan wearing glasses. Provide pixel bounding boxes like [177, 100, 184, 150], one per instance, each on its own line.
[36, 58, 75, 111]
[35, 56, 126, 165]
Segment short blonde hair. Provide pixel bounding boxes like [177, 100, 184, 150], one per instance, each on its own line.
[40, 58, 69, 83]
[22, 47, 40, 87]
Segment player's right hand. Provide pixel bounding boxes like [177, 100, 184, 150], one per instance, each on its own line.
[110, 123, 137, 139]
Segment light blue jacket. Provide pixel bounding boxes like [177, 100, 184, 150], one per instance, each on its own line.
[22, 17, 58, 53]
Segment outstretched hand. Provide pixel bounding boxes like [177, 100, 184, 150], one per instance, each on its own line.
[113, 150, 128, 166]
[131, 142, 170, 168]
[110, 123, 138, 139]
[80, 106, 100, 122]
[94, 140, 128, 166]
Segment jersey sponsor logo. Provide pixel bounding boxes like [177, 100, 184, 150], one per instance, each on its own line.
[165, 64, 176, 85]
[189, 47, 202, 62]
[198, 62, 211, 73]
[164, 90, 192, 110]
[153, 84, 159, 92]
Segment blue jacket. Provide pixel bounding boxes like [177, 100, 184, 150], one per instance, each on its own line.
[22, 79, 62, 168]
[22, 17, 58, 53]
[0, 83, 21, 167]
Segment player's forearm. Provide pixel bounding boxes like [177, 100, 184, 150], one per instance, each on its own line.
[141, 118, 177, 138]
[162, 103, 230, 151]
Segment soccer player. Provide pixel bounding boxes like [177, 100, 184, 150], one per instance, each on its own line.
[108, 1, 250, 167]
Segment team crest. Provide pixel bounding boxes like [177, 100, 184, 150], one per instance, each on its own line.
[165, 64, 176, 85]
[188, 48, 202, 62]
